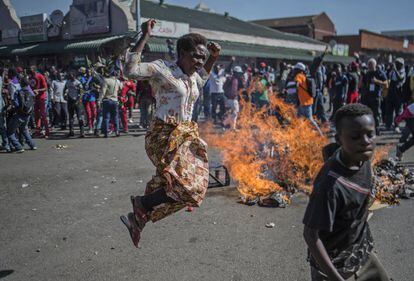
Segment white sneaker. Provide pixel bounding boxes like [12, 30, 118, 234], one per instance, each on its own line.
[128, 119, 134, 124]
[395, 127, 401, 133]
[88, 129, 93, 134]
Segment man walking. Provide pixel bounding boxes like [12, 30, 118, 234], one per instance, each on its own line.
[29, 66, 49, 138]
[64, 72, 85, 137]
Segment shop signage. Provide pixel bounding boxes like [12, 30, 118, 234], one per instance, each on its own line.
[332, 44, 349, 57]
[70, 0, 110, 36]
[142, 17, 189, 38]
[20, 13, 48, 43]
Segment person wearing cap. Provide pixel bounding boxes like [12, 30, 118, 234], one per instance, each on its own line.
[385, 57, 406, 131]
[294, 62, 322, 135]
[223, 66, 244, 130]
[359, 58, 388, 134]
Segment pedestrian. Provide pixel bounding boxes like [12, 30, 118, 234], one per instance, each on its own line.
[0, 67, 10, 152]
[119, 78, 136, 133]
[331, 64, 349, 118]
[346, 62, 360, 104]
[310, 55, 328, 124]
[29, 66, 49, 138]
[395, 103, 414, 161]
[121, 19, 221, 247]
[50, 72, 68, 130]
[100, 70, 122, 138]
[303, 103, 389, 281]
[223, 66, 243, 130]
[7, 77, 37, 153]
[81, 69, 98, 134]
[136, 80, 155, 129]
[294, 62, 322, 135]
[385, 58, 406, 132]
[360, 58, 388, 134]
[250, 72, 270, 109]
[210, 64, 227, 123]
[64, 71, 85, 137]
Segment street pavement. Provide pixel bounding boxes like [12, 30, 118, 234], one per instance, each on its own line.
[0, 125, 413, 281]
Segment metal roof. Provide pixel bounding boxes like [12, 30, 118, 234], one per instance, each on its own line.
[0, 35, 127, 57]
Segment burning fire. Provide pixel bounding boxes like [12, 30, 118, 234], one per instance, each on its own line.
[203, 94, 407, 206]
[203, 94, 328, 202]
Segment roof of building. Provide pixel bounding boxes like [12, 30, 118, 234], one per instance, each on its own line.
[147, 37, 353, 64]
[0, 35, 127, 57]
[250, 13, 327, 28]
[381, 29, 414, 37]
[140, 0, 322, 45]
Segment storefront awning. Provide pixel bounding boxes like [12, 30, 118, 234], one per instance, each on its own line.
[0, 35, 128, 57]
[146, 37, 354, 64]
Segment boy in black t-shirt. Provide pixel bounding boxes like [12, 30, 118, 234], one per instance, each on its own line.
[303, 104, 390, 281]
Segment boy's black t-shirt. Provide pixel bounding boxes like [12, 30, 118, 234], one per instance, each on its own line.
[303, 150, 375, 276]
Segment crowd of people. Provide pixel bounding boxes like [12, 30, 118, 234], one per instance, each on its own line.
[0, 63, 156, 152]
[1, 17, 412, 280]
[1, 49, 414, 158]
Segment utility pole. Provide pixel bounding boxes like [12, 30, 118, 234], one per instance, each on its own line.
[135, 0, 141, 32]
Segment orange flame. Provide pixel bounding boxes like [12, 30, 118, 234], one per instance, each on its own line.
[203, 94, 328, 200]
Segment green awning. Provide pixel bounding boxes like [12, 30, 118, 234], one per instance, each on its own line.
[146, 37, 353, 63]
[0, 35, 128, 57]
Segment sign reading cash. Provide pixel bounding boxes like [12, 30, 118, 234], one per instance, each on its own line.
[20, 13, 48, 43]
[70, 0, 110, 35]
[142, 17, 189, 38]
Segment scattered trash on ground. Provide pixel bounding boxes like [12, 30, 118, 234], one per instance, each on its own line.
[265, 222, 275, 228]
[55, 144, 68, 150]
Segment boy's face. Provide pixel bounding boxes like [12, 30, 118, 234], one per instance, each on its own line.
[336, 114, 376, 163]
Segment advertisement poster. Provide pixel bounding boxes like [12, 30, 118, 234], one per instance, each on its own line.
[20, 13, 48, 43]
[70, 0, 110, 36]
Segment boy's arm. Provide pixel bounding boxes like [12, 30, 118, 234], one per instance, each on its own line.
[303, 226, 346, 281]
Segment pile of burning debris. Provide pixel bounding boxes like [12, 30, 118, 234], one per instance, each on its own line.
[373, 158, 414, 205]
[238, 158, 414, 208]
[203, 93, 414, 208]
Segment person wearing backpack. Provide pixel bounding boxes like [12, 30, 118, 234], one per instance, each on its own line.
[7, 77, 36, 153]
[294, 62, 322, 135]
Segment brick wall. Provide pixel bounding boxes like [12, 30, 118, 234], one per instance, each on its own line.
[313, 13, 336, 40]
[360, 31, 414, 53]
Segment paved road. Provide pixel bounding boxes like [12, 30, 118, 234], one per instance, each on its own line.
[0, 127, 413, 281]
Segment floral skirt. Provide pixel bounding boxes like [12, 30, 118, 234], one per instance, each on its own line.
[144, 118, 209, 222]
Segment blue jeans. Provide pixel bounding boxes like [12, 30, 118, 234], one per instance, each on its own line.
[298, 105, 322, 135]
[0, 112, 9, 149]
[102, 99, 119, 137]
[7, 114, 35, 150]
[313, 90, 328, 123]
[94, 107, 103, 131]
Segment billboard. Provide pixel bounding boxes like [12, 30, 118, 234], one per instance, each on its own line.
[20, 13, 48, 43]
[332, 44, 349, 57]
[141, 18, 189, 38]
[70, 0, 110, 36]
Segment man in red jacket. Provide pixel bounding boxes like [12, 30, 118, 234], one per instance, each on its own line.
[29, 66, 49, 137]
[119, 78, 136, 133]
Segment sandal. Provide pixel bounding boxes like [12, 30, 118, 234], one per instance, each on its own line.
[120, 212, 141, 248]
[130, 196, 149, 228]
